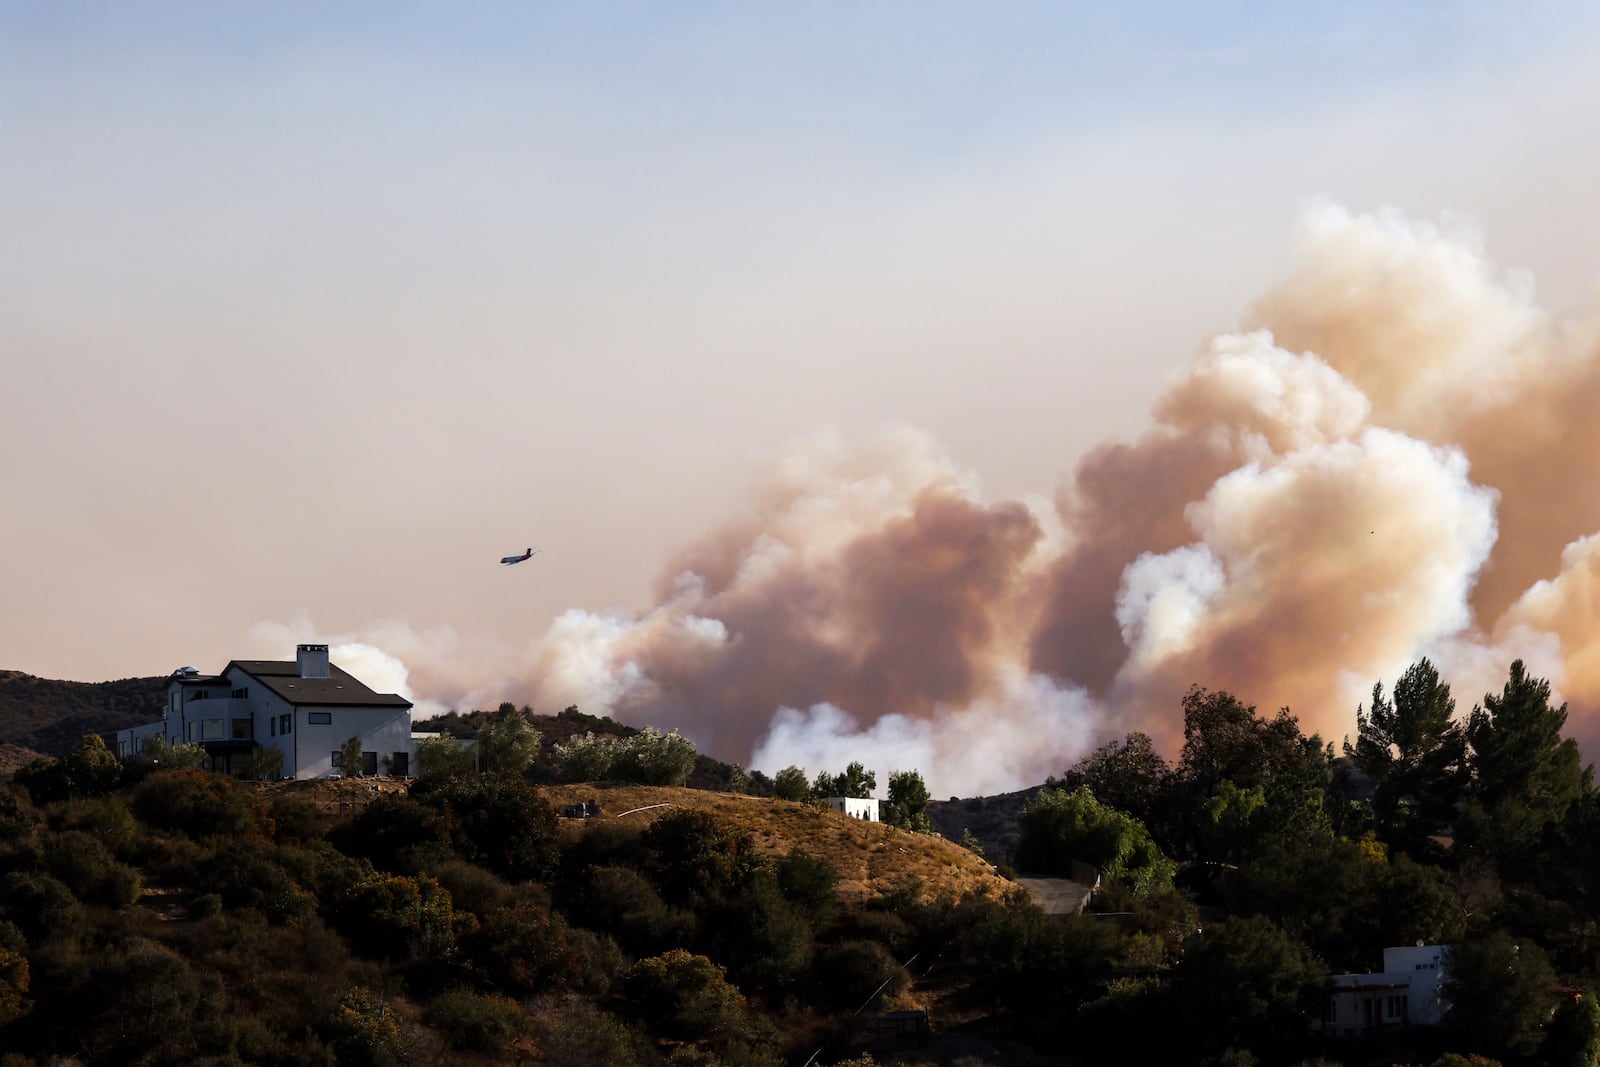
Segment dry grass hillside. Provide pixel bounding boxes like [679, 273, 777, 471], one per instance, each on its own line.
[536, 782, 1008, 906]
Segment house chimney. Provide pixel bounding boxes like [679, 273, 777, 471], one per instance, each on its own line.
[296, 644, 330, 679]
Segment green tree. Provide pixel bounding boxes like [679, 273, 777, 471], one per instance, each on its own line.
[1444, 930, 1560, 1061]
[554, 731, 617, 782]
[814, 762, 876, 798]
[1544, 990, 1600, 1067]
[126, 734, 208, 777]
[63, 734, 122, 796]
[336, 736, 365, 777]
[883, 770, 933, 832]
[1462, 660, 1589, 857]
[1016, 785, 1175, 894]
[772, 766, 811, 802]
[1170, 916, 1329, 1058]
[612, 727, 697, 786]
[1345, 659, 1468, 853]
[477, 703, 542, 776]
[1177, 687, 1312, 794]
[236, 743, 285, 781]
[768, 767, 806, 799]
[1061, 731, 1171, 822]
[416, 729, 478, 778]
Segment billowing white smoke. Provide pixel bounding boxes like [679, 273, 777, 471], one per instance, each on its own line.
[748, 668, 1101, 799]
[256, 203, 1600, 793]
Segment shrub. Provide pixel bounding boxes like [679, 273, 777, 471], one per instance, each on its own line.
[42, 830, 141, 907]
[0, 790, 38, 846]
[189, 839, 315, 922]
[0, 946, 30, 1027]
[122, 734, 208, 781]
[776, 849, 839, 927]
[332, 794, 452, 874]
[268, 792, 325, 844]
[324, 986, 408, 1067]
[0, 871, 82, 944]
[431, 860, 512, 918]
[132, 769, 269, 840]
[46, 796, 138, 861]
[424, 987, 525, 1052]
[811, 939, 901, 1010]
[620, 949, 749, 1041]
[331, 871, 472, 962]
[642, 810, 767, 909]
[77, 938, 215, 1063]
[527, 996, 647, 1067]
[567, 865, 694, 956]
[411, 773, 559, 882]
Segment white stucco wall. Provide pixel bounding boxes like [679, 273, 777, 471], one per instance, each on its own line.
[827, 796, 880, 821]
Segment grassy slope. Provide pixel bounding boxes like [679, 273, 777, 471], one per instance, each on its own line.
[540, 781, 1009, 906]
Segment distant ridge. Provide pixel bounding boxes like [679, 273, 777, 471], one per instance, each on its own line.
[0, 670, 166, 757]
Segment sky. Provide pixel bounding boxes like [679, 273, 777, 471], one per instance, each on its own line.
[7, 2, 1600, 797]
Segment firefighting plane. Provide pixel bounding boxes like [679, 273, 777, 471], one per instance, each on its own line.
[500, 547, 539, 566]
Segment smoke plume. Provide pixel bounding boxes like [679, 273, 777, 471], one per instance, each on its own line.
[280, 204, 1600, 797]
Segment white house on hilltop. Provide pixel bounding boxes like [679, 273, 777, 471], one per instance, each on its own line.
[1313, 944, 1450, 1037]
[115, 644, 417, 780]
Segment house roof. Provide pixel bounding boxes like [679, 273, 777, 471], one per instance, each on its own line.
[224, 660, 412, 709]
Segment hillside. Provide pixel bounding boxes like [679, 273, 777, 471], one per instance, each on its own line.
[926, 786, 1045, 868]
[539, 782, 1008, 906]
[0, 670, 165, 755]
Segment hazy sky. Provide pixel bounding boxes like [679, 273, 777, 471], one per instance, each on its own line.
[8, 3, 1600, 794]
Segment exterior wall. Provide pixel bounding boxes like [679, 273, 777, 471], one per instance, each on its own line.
[1383, 944, 1448, 1025]
[293, 706, 414, 780]
[827, 796, 880, 821]
[1314, 944, 1450, 1037]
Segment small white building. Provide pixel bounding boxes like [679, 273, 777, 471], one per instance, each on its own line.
[116, 644, 416, 780]
[1315, 944, 1450, 1037]
[825, 796, 880, 821]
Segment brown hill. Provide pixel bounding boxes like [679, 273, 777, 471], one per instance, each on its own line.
[541, 782, 1009, 905]
[0, 670, 166, 755]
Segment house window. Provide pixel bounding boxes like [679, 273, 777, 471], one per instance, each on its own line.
[232, 719, 252, 740]
[201, 718, 224, 740]
[280, 713, 291, 734]
[308, 712, 332, 725]
[391, 752, 409, 776]
[187, 689, 207, 701]
[270, 718, 276, 737]
[362, 751, 378, 776]
[1386, 995, 1407, 1020]
[231, 687, 248, 698]
[331, 750, 341, 768]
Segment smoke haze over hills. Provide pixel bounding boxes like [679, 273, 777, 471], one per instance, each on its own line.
[8, 6, 1600, 797]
